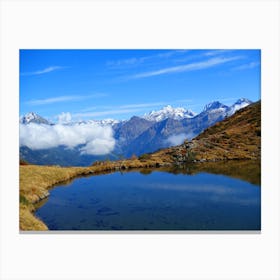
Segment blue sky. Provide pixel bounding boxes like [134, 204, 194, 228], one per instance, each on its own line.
[20, 49, 260, 121]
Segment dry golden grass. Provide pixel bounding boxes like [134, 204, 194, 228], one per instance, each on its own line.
[191, 101, 261, 161]
[20, 165, 95, 230]
[20, 204, 48, 231]
[20, 102, 260, 230]
[161, 101, 261, 162]
[20, 165, 94, 203]
[20, 158, 170, 231]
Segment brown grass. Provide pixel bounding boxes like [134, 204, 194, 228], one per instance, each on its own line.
[159, 101, 261, 163]
[20, 157, 171, 231]
[19, 165, 96, 231]
[190, 101, 261, 161]
[20, 204, 48, 231]
[20, 102, 261, 230]
[20, 165, 94, 203]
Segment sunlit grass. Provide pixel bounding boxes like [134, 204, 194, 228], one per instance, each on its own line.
[19, 102, 261, 230]
[20, 165, 94, 230]
[19, 158, 171, 230]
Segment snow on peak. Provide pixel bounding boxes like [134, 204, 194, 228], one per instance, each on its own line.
[143, 105, 196, 122]
[93, 119, 120, 126]
[203, 101, 228, 112]
[20, 112, 50, 125]
[75, 119, 120, 126]
[235, 98, 252, 105]
[227, 98, 253, 116]
[20, 98, 253, 127]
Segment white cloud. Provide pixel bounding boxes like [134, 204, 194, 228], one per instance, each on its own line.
[129, 56, 242, 79]
[21, 66, 64, 76]
[57, 112, 72, 124]
[19, 123, 115, 155]
[232, 61, 260, 71]
[73, 108, 141, 119]
[107, 57, 139, 68]
[166, 133, 195, 146]
[80, 102, 167, 114]
[120, 102, 167, 109]
[80, 138, 115, 155]
[107, 50, 189, 69]
[26, 95, 82, 106]
[79, 100, 194, 117]
[26, 93, 108, 106]
[203, 50, 232, 57]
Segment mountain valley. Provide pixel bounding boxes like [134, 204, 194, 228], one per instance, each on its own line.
[20, 98, 254, 166]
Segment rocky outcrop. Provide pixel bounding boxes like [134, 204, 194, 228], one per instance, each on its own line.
[154, 101, 261, 164]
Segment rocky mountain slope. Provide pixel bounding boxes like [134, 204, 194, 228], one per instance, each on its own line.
[153, 100, 261, 163]
[124, 98, 253, 156]
[20, 98, 254, 165]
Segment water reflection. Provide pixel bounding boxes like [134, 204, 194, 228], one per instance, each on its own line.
[116, 160, 260, 186]
[35, 160, 260, 231]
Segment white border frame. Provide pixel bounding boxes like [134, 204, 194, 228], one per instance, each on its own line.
[1, 1, 280, 279]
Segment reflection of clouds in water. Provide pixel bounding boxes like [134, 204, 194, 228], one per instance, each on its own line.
[135, 182, 259, 206]
[138, 182, 236, 194]
[36, 169, 260, 230]
[209, 196, 259, 206]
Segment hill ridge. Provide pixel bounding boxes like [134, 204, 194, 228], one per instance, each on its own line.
[153, 100, 261, 163]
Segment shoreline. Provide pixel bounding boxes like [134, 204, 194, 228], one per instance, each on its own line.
[19, 101, 261, 230]
[20, 156, 260, 231]
[20, 157, 172, 230]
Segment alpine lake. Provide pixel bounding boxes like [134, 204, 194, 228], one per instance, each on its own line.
[35, 160, 261, 231]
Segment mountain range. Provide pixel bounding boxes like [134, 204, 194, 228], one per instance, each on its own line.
[143, 105, 196, 121]
[20, 98, 253, 166]
[153, 100, 261, 163]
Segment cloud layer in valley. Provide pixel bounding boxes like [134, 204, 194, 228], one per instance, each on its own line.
[19, 123, 115, 155]
[166, 133, 195, 146]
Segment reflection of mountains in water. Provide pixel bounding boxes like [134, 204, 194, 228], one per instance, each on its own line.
[136, 160, 261, 186]
[90, 160, 260, 186]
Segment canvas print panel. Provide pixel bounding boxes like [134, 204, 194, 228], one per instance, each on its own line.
[19, 49, 261, 231]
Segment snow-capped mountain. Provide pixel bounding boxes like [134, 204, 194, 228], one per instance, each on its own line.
[203, 101, 229, 113]
[202, 99, 253, 118]
[20, 98, 252, 127]
[20, 112, 50, 125]
[199, 101, 230, 125]
[21, 106, 196, 127]
[20, 98, 255, 165]
[143, 105, 196, 122]
[21, 113, 120, 127]
[227, 98, 253, 117]
[75, 119, 120, 127]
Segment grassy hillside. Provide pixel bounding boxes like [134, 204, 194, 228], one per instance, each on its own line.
[156, 101, 261, 162]
[20, 102, 261, 230]
[193, 100, 261, 160]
